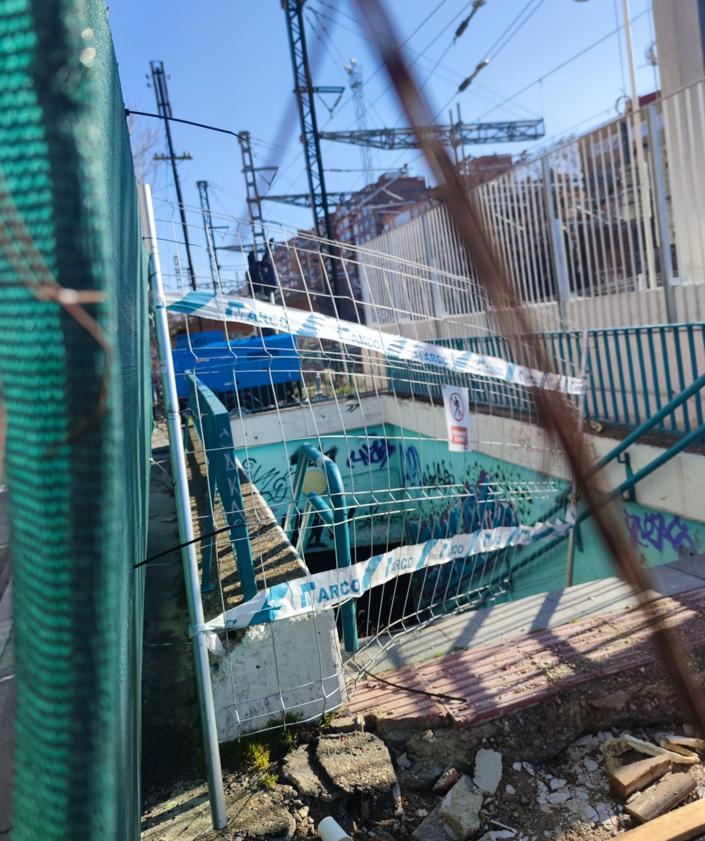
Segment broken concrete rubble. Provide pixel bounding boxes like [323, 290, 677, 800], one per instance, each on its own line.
[143, 676, 705, 841]
[322, 714, 365, 735]
[397, 757, 446, 791]
[396, 752, 411, 770]
[438, 775, 484, 840]
[473, 749, 502, 795]
[282, 744, 336, 799]
[316, 731, 397, 796]
[565, 796, 598, 823]
[412, 806, 453, 841]
[546, 789, 571, 805]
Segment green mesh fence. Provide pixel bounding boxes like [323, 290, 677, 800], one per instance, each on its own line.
[0, 1, 150, 839]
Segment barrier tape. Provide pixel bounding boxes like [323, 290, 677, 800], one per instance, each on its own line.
[204, 513, 574, 653]
[165, 291, 584, 395]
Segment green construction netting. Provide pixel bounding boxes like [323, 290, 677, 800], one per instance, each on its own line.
[0, 1, 151, 839]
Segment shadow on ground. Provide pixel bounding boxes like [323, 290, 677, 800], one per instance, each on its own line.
[142, 450, 203, 799]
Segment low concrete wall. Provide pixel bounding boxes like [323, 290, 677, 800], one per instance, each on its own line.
[211, 609, 346, 741]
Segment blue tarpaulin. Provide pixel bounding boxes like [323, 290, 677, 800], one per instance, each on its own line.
[172, 331, 302, 398]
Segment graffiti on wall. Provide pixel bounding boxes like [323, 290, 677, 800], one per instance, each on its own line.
[408, 466, 522, 544]
[400, 440, 539, 545]
[401, 445, 422, 488]
[625, 510, 696, 555]
[346, 438, 396, 470]
[394, 437, 566, 609]
[240, 457, 290, 505]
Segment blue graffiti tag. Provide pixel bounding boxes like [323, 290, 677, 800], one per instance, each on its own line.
[401, 445, 422, 487]
[404, 465, 520, 605]
[625, 510, 696, 554]
[346, 438, 396, 470]
[241, 457, 290, 504]
[410, 467, 519, 544]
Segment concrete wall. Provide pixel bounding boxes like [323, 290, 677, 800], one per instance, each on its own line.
[382, 393, 705, 586]
[382, 393, 705, 524]
[215, 392, 704, 736]
[653, 5, 705, 289]
[653, 0, 705, 95]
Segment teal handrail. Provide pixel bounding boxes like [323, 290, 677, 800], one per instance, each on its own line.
[284, 442, 358, 653]
[538, 369, 705, 522]
[186, 374, 257, 599]
[511, 372, 705, 577]
[592, 370, 705, 472]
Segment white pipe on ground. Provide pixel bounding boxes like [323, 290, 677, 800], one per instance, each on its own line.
[318, 816, 353, 841]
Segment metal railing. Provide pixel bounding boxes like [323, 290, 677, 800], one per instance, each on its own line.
[388, 322, 705, 434]
[283, 442, 358, 652]
[185, 373, 257, 597]
[361, 80, 705, 331]
[511, 369, 705, 579]
[586, 322, 705, 433]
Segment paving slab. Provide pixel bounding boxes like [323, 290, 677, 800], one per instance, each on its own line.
[345, 578, 705, 726]
[670, 555, 705, 581]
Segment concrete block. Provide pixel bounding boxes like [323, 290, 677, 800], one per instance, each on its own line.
[211, 609, 345, 741]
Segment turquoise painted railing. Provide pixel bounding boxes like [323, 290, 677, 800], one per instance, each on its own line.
[508, 370, 705, 580]
[283, 442, 358, 653]
[186, 374, 257, 598]
[387, 322, 705, 434]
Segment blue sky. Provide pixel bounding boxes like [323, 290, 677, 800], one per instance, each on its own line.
[109, 0, 657, 285]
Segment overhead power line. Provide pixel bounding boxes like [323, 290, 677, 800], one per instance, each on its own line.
[125, 108, 245, 141]
[330, 2, 645, 199]
[484, 0, 545, 60]
[476, 7, 650, 121]
[456, 0, 546, 93]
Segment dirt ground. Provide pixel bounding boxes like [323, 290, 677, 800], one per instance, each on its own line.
[141, 714, 705, 841]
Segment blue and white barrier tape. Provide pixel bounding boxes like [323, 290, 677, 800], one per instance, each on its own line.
[165, 291, 584, 396]
[203, 513, 574, 652]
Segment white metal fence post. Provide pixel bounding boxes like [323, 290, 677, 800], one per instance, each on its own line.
[647, 103, 676, 323]
[542, 157, 570, 326]
[140, 183, 228, 830]
[421, 212, 446, 327]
